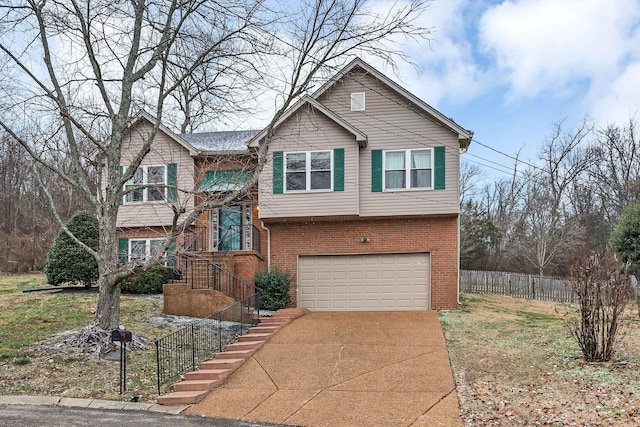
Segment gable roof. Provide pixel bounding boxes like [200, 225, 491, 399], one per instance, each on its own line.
[128, 111, 200, 156]
[248, 95, 368, 148]
[311, 58, 474, 148]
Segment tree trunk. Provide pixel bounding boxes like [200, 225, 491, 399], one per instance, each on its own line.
[93, 274, 121, 331]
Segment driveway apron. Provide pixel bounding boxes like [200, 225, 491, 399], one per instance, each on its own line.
[187, 311, 461, 427]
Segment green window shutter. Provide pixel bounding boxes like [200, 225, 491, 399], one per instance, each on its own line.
[333, 148, 344, 191]
[272, 151, 284, 194]
[119, 165, 124, 205]
[118, 237, 129, 262]
[167, 163, 178, 202]
[371, 149, 382, 192]
[434, 146, 446, 190]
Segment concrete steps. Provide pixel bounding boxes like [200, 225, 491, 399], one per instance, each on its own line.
[237, 333, 272, 343]
[157, 308, 309, 406]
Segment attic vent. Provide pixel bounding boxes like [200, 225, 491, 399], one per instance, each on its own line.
[350, 92, 365, 111]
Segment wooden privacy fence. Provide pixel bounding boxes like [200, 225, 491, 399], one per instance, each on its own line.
[460, 270, 576, 303]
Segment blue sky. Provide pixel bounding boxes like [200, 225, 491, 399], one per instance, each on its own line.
[362, 0, 640, 180]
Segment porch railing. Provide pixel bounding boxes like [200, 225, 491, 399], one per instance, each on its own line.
[183, 224, 261, 253]
[172, 254, 258, 302]
[154, 294, 260, 394]
[183, 226, 207, 252]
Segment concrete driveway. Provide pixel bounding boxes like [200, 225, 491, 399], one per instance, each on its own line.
[187, 311, 461, 427]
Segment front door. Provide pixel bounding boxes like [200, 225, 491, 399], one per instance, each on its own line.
[218, 205, 242, 251]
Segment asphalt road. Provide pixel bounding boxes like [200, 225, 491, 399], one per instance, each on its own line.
[0, 405, 285, 427]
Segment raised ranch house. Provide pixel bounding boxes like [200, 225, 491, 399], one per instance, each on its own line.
[113, 58, 473, 316]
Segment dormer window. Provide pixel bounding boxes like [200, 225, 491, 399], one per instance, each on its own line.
[351, 92, 365, 111]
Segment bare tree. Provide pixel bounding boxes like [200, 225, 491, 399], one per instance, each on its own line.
[512, 120, 594, 275]
[0, 0, 431, 345]
[459, 160, 482, 208]
[589, 120, 640, 225]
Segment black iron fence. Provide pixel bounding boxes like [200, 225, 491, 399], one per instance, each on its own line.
[460, 270, 576, 303]
[154, 294, 260, 394]
[183, 227, 207, 252]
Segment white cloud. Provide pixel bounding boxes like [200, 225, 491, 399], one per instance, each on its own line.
[588, 60, 640, 124]
[479, 0, 640, 101]
[361, 0, 485, 108]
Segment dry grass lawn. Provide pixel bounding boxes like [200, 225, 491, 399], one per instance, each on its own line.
[440, 293, 640, 426]
[0, 274, 171, 402]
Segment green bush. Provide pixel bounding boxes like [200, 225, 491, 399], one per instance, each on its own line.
[254, 267, 291, 311]
[119, 265, 173, 294]
[45, 210, 99, 287]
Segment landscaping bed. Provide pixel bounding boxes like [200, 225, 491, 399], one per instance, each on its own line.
[440, 294, 640, 426]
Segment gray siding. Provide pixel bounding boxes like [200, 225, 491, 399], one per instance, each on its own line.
[115, 121, 195, 227]
[259, 107, 359, 219]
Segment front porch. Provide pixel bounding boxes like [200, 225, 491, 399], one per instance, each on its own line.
[163, 223, 265, 318]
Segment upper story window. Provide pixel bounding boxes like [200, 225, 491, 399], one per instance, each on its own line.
[384, 149, 432, 190]
[351, 92, 365, 111]
[285, 150, 332, 191]
[124, 165, 166, 203]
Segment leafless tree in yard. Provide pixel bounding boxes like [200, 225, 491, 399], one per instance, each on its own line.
[0, 0, 431, 348]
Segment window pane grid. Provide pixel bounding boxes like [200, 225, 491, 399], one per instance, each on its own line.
[124, 165, 166, 203]
[384, 149, 432, 190]
[285, 151, 332, 191]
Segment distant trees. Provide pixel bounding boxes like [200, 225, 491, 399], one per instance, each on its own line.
[461, 118, 639, 276]
[0, 133, 89, 272]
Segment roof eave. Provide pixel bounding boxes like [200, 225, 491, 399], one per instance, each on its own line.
[312, 58, 474, 145]
[247, 96, 368, 148]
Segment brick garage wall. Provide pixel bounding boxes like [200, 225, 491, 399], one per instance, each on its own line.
[266, 216, 459, 310]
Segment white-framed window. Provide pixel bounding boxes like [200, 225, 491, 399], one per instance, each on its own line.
[129, 238, 165, 261]
[124, 165, 166, 203]
[383, 149, 433, 190]
[351, 92, 365, 111]
[285, 150, 332, 191]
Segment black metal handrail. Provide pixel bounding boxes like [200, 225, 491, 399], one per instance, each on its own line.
[154, 294, 260, 395]
[183, 226, 207, 252]
[171, 254, 258, 303]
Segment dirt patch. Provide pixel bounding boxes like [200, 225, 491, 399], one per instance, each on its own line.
[440, 294, 640, 426]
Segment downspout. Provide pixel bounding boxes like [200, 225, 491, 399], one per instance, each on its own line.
[457, 214, 461, 306]
[261, 220, 271, 271]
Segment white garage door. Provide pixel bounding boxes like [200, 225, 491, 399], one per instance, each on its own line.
[298, 253, 430, 311]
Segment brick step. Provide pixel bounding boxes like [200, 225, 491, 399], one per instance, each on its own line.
[157, 390, 208, 406]
[172, 379, 219, 392]
[184, 369, 230, 381]
[249, 326, 281, 334]
[259, 316, 287, 324]
[237, 333, 272, 343]
[215, 349, 255, 359]
[199, 358, 244, 370]
[224, 341, 264, 352]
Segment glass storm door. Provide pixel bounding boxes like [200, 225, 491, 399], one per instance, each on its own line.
[219, 205, 242, 251]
